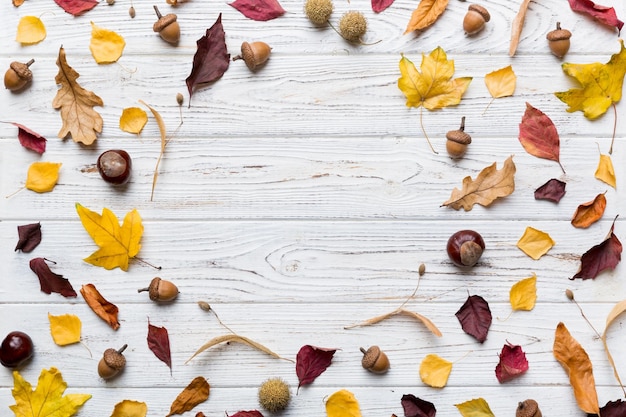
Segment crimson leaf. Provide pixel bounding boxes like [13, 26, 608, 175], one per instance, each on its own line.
[147, 319, 172, 373]
[534, 178, 566, 203]
[572, 218, 622, 280]
[15, 222, 42, 252]
[54, 0, 98, 15]
[229, 0, 285, 21]
[455, 294, 492, 343]
[29, 257, 77, 297]
[296, 345, 337, 390]
[229, 411, 265, 417]
[495, 342, 529, 383]
[186, 14, 230, 101]
[401, 394, 436, 417]
[568, 0, 623, 32]
[372, 0, 394, 13]
[588, 399, 626, 417]
[13, 123, 47, 154]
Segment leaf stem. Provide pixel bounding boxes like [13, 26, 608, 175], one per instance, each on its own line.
[135, 257, 162, 270]
[419, 107, 437, 154]
[609, 103, 617, 155]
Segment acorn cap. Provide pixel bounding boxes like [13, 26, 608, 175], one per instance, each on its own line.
[547, 22, 571, 41]
[446, 130, 471, 145]
[516, 399, 541, 417]
[148, 277, 162, 301]
[468, 4, 490, 22]
[153, 13, 177, 32]
[10, 61, 33, 81]
[103, 345, 126, 370]
[361, 345, 381, 368]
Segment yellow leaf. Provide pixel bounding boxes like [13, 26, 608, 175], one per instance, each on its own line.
[325, 389, 362, 417]
[595, 154, 616, 188]
[25, 162, 61, 193]
[89, 22, 126, 64]
[16, 16, 46, 44]
[454, 397, 495, 417]
[509, 274, 537, 311]
[10, 367, 91, 417]
[419, 354, 452, 388]
[75, 203, 143, 271]
[404, 0, 448, 33]
[120, 107, 148, 134]
[110, 399, 148, 417]
[485, 65, 516, 98]
[517, 226, 555, 260]
[48, 313, 81, 346]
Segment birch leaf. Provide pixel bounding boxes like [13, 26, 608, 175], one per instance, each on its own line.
[344, 307, 442, 336]
[509, 274, 537, 311]
[485, 65, 516, 98]
[119, 107, 148, 134]
[455, 398, 495, 417]
[89, 22, 125, 64]
[455, 294, 492, 343]
[518, 103, 564, 173]
[16, 16, 46, 44]
[110, 400, 148, 417]
[517, 226, 555, 260]
[48, 313, 81, 346]
[166, 377, 210, 417]
[26, 162, 61, 193]
[419, 353, 452, 388]
[404, 0, 448, 33]
[602, 299, 626, 393]
[186, 334, 289, 363]
[595, 154, 616, 188]
[325, 389, 361, 417]
[571, 193, 606, 228]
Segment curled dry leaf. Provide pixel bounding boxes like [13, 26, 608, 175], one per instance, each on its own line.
[455, 397, 495, 417]
[186, 334, 290, 364]
[495, 342, 528, 383]
[344, 307, 442, 336]
[296, 345, 337, 390]
[534, 178, 566, 203]
[595, 154, 616, 188]
[509, 0, 531, 56]
[572, 217, 622, 279]
[26, 162, 62, 193]
[571, 193, 607, 228]
[419, 353, 452, 388]
[401, 394, 436, 417]
[15, 222, 42, 253]
[48, 313, 81, 346]
[601, 299, 626, 395]
[16, 16, 46, 45]
[518, 103, 565, 173]
[568, 0, 624, 32]
[455, 294, 491, 343]
[148, 320, 172, 372]
[404, 0, 448, 34]
[13, 122, 47, 154]
[167, 376, 210, 417]
[80, 284, 120, 330]
[30, 257, 77, 298]
[325, 389, 361, 417]
[89, 22, 125, 64]
[517, 226, 555, 260]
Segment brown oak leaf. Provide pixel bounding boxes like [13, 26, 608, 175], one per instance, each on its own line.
[80, 284, 120, 330]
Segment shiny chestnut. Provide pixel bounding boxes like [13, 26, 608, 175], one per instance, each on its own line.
[0, 331, 34, 368]
[97, 149, 132, 185]
[447, 230, 485, 267]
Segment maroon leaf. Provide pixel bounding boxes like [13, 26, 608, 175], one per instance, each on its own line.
[54, 0, 98, 15]
[495, 342, 529, 383]
[296, 345, 337, 390]
[229, 411, 265, 417]
[147, 319, 172, 372]
[455, 294, 492, 343]
[185, 14, 230, 101]
[401, 394, 436, 417]
[229, 0, 285, 21]
[29, 258, 77, 297]
[15, 222, 42, 252]
[568, 0, 623, 32]
[13, 123, 47, 154]
[372, 0, 394, 13]
[572, 218, 622, 280]
[518, 103, 564, 173]
[534, 178, 566, 203]
[588, 399, 626, 417]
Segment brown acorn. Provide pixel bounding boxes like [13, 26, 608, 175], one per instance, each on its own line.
[4, 59, 34, 91]
[463, 4, 490, 35]
[516, 399, 542, 417]
[446, 116, 471, 159]
[546, 22, 571, 58]
[153, 5, 180, 45]
[360, 346, 390, 374]
[233, 41, 272, 71]
[98, 344, 127, 379]
[138, 277, 179, 302]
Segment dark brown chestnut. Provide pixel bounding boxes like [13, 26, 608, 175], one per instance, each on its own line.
[97, 149, 132, 185]
[0, 331, 34, 368]
[447, 230, 485, 267]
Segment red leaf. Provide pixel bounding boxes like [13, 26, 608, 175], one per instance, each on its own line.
[588, 399, 626, 417]
[147, 319, 172, 372]
[13, 123, 47, 154]
[229, 0, 285, 21]
[186, 14, 230, 101]
[519, 102, 564, 173]
[568, 0, 623, 32]
[372, 0, 394, 13]
[572, 218, 622, 280]
[534, 178, 566, 203]
[229, 411, 265, 417]
[455, 294, 492, 343]
[29, 258, 77, 298]
[54, 0, 98, 15]
[495, 342, 529, 383]
[296, 345, 337, 390]
[401, 394, 436, 417]
[15, 222, 42, 252]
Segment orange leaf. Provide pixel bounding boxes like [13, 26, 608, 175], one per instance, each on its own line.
[80, 284, 120, 330]
[518, 102, 565, 173]
[404, 0, 448, 34]
[166, 376, 210, 417]
[571, 193, 607, 228]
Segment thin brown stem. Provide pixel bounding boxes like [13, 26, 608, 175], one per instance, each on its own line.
[419, 107, 437, 154]
[134, 257, 162, 270]
[609, 103, 617, 154]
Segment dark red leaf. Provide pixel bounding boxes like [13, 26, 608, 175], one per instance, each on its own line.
[296, 345, 337, 390]
[13, 123, 47, 154]
[568, 0, 623, 32]
[401, 394, 436, 417]
[455, 294, 492, 343]
[29, 258, 77, 297]
[588, 399, 626, 417]
[186, 14, 230, 101]
[54, 0, 98, 15]
[372, 0, 394, 13]
[534, 178, 566, 203]
[572, 219, 622, 280]
[229, 0, 285, 21]
[228, 411, 265, 417]
[148, 319, 172, 372]
[495, 342, 529, 383]
[15, 222, 42, 252]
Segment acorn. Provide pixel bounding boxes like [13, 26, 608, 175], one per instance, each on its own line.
[137, 277, 179, 302]
[463, 4, 490, 35]
[4, 59, 34, 91]
[232, 41, 272, 71]
[516, 399, 542, 417]
[360, 345, 390, 374]
[546, 22, 571, 58]
[446, 116, 471, 159]
[98, 344, 127, 380]
[153, 5, 180, 45]
[258, 377, 291, 413]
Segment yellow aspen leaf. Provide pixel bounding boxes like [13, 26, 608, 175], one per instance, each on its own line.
[404, 0, 448, 34]
[485, 65, 516, 98]
[120, 107, 148, 134]
[48, 313, 81, 346]
[517, 226, 554, 260]
[595, 154, 616, 188]
[89, 22, 126, 64]
[325, 389, 362, 417]
[419, 354, 452, 388]
[16, 16, 46, 45]
[10, 367, 91, 416]
[454, 397, 495, 417]
[509, 274, 537, 311]
[601, 299, 626, 394]
[166, 376, 210, 417]
[25, 161, 61, 193]
[75, 203, 143, 271]
[110, 399, 148, 417]
[571, 193, 607, 228]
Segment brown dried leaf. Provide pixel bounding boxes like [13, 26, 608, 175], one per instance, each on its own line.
[186, 334, 290, 364]
[571, 193, 607, 228]
[601, 299, 626, 395]
[404, 0, 448, 33]
[509, 0, 531, 56]
[167, 377, 210, 417]
[80, 284, 120, 330]
[344, 308, 442, 336]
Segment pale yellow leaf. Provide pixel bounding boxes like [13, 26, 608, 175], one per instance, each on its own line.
[120, 107, 148, 134]
[509, 274, 537, 311]
[419, 354, 452, 388]
[601, 299, 626, 394]
[595, 154, 616, 188]
[484, 65, 516, 98]
[455, 397, 495, 417]
[16, 16, 46, 44]
[517, 226, 554, 260]
[48, 313, 81, 346]
[25, 162, 61, 193]
[89, 21, 126, 64]
[325, 389, 362, 417]
[110, 399, 148, 417]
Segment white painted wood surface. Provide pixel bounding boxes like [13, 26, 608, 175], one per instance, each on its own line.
[1, 0, 625, 414]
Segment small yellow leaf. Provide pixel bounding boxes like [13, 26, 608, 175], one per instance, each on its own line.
[89, 21, 126, 64]
[485, 65, 516, 98]
[517, 226, 554, 260]
[510, 274, 537, 311]
[49, 313, 82, 346]
[25, 162, 62, 193]
[120, 107, 148, 134]
[110, 399, 148, 417]
[595, 154, 616, 188]
[455, 397, 495, 417]
[16, 16, 46, 44]
[325, 389, 362, 417]
[419, 353, 452, 388]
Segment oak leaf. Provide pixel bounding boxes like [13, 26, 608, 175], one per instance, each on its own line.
[26, 162, 62, 193]
[400, 394, 436, 417]
[48, 313, 81, 346]
[455, 398, 495, 417]
[404, 0, 448, 34]
[419, 353, 452, 388]
[595, 154, 616, 188]
[110, 399, 148, 417]
[80, 284, 120, 330]
[495, 342, 528, 383]
[16, 16, 46, 44]
[325, 389, 361, 417]
[568, 0, 623, 32]
[30, 257, 77, 298]
[518, 103, 564, 173]
[89, 21, 125, 64]
[13, 122, 47, 154]
[510, 274, 537, 311]
[534, 178, 566, 203]
[147, 320, 172, 372]
[296, 345, 337, 390]
[167, 376, 210, 417]
[53, 47, 103, 145]
[442, 155, 515, 211]
[229, 0, 285, 21]
[54, 0, 98, 15]
[517, 226, 554, 260]
[120, 107, 148, 134]
[455, 294, 491, 343]
[572, 217, 622, 279]
[571, 193, 606, 228]
[15, 222, 42, 253]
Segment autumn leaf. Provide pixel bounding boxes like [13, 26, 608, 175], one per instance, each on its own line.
[75, 203, 143, 271]
[89, 21, 125, 64]
[591, 400, 626, 417]
[229, 0, 285, 21]
[53, 46, 103, 145]
[10, 367, 91, 416]
[186, 334, 290, 363]
[147, 320, 172, 372]
[54, 0, 98, 15]
[229, 411, 264, 417]
[572, 193, 607, 228]
[400, 394, 436, 417]
[455, 294, 491, 343]
[442, 155, 516, 211]
[26, 162, 62, 193]
[110, 399, 148, 417]
[326, 389, 361, 417]
[595, 153, 616, 188]
[120, 107, 148, 134]
[48, 313, 81, 346]
[518, 103, 564, 172]
[296, 345, 337, 390]
[167, 376, 210, 417]
[455, 398, 495, 417]
[16, 16, 46, 44]
[345, 308, 442, 336]
[572, 217, 622, 279]
[139, 100, 168, 201]
[517, 226, 555, 260]
[495, 342, 528, 383]
[30, 257, 77, 298]
[404, 0, 448, 34]
[509, 0, 531, 56]
[419, 353, 452, 388]
[15, 222, 42, 252]
[601, 299, 626, 394]
[568, 0, 623, 32]
[80, 284, 120, 330]
[13, 122, 47, 154]
[509, 275, 537, 311]
[554, 322, 600, 414]
[534, 178, 566, 203]
[372, 0, 393, 13]
[483, 65, 516, 113]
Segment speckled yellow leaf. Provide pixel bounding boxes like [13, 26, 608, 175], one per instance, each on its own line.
[16, 16, 46, 44]
[120, 107, 148, 134]
[485, 65, 516, 98]
[517, 226, 555, 260]
[89, 21, 125, 64]
[455, 397, 495, 417]
[326, 389, 361, 417]
[595, 154, 616, 188]
[48, 313, 81, 346]
[110, 399, 148, 417]
[25, 162, 62, 193]
[510, 274, 537, 311]
[419, 353, 452, 388]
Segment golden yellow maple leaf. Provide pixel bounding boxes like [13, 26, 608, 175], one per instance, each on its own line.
[404, 0, 448, 34]
[509, 274, 537, 311]
[595, 154, 616, 188]
[52, 46, 103, 146]
[89, 21, 126, 64]
[120, 107, 148, 134]
[442, 155, 515, 211]
[10, 367, 91, 417]
[419, 353, 452, 388]
[75, 203, 143, 271]
[111, 399, 148, 417]
[26, 162, 62, 193]
[48, 313, 81, 346]
[455, 397, 495, 417]
[517, 226, 554, 260]
[16, 16, 46, 44]
[325, 389, 361, 417]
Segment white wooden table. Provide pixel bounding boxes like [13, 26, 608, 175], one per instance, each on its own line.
[1, 0, 625, 414]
